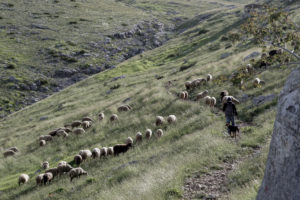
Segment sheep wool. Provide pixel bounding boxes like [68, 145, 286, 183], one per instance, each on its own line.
[107, 147, 114, 156]
[57, 130, 68, 137]
[39, 140, 46, 147]
[167, 115, 177, 124]
[73, 128, 85, 135]
[74, 155, 83, 165]
[58, 161, 67, 166]
[82, 121, 91, 130]
[156, 129, 164, 137]
[71, 121, 82, 129]
[185, 81, 192, 90]
[204, 96, 212, 105]
[58, 164, 73, 176]
[156, 116, 165, 126]
[82, 117, 93, 122]
[210, 97, 217, 107]
[98, 112, 105, 121]
[92, 148, 101, 159]
[145, 129, 152, 139]
[207, 74, 213, 81]
[110, 114, 119, 122]
[39, 135, 53, 141]
[43, 172, 53, 185]
[8, 147, 19, 153]
[3, 150, 16, 157]
[79, 150, 92, 160]
[69, 167, 88, 182]
[135, 132, 143, 143]
[222, 96, 240, 104]
[42, 161, 49, 170]
[100, 147, 108, 157]
[18, 174, 29, 186]
[197, 90, 209, 100]
[113, 143, 132, 156]
[36, 174, 44, 186]
[126, 137, 133, 145]
[45, 168, 59, 178]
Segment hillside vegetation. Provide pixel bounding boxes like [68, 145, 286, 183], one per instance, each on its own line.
[0, 0, 299, 200]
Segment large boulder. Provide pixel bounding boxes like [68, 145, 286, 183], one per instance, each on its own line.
[257, 66, 300, 200]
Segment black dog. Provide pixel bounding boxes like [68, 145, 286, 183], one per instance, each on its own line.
[226, 124, 240, 139]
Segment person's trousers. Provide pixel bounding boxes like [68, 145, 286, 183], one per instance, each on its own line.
[226, 115, 235, 134]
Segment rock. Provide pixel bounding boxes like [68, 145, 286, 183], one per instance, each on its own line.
[243, 51, 260, 61]
[257, 65, 300, 200]
[40, 116, 48, 121]
[220, 52, 231, 59]
[252, 94, 277, 106]
[239, 93, 249, 103]
[112, 75, 125, 81]
[71, 73, 88, 82]
[113, 32, 126, 39]
[54, 68, 78, 78]
[29, 83, 38, 91]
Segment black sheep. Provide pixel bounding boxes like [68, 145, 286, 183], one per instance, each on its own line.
[113, 143, 132, 156]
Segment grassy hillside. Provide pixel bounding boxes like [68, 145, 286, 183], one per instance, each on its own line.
[0, 1, 299, 200]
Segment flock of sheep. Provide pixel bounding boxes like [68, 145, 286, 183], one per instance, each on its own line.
[4, 61, 266, 189]
[9, 104, 177, 187]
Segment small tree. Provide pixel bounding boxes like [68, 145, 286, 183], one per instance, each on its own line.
[242, 5, 300, 63]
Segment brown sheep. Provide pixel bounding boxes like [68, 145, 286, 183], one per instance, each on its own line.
[69, 167, 88, 182]
[45, 168, 58, 178]
[3, 150, 16, 158]
[113, 143, 132, 156]
[57, 164, 73, 176]
[197, 90, 209, 100]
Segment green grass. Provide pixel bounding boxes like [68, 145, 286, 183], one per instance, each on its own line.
[0, 1, 299, 199]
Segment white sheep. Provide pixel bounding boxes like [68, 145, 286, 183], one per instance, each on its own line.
[107, 147, 114, 156]
[222, 96, 240, 104]
[79, 150, 92, 160]
[18, 174, 29, 186]
[69, 167, 88, 182]
[82, 121, 91, 130]
[39, 135, 53, 141]
[110, 114, 119, 122]
[167, 115, 177, 124]
[36, 174, 44, 186]
[196, 90, 209, 100]
[253, 77, 265, 87]
[156, 129, 164, 137]
[42, 161, 49, 170]
[204, 96, 212, 105]
[100, 147, 108, 157]
[210, 97, 217, 107]
[126, 137, 133, 145]
[57, 130, 68, 137]
[73, 128, 85, 135]
[156, 116, 165, 126]
[135, 132, 143, 143]
[179, 91, 188, 100]
[207, 74, 213, 82]
[3, 150, 16, 157]
[39, 140, 46, 147]
[8, 147, 19, 153]
[92, 148, 100, 159]
[145, 129, 152, 140]
[98, 112, 105, 121]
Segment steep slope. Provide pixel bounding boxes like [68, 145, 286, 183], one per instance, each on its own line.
[0, 1, 299, 200]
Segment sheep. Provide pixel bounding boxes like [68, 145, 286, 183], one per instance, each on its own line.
[39, 140, 46, 147]
[204, 96, 212, 105]
[39, 135, 53, 142]
[220, 90, 229, 102]
[113, 143, 132, 156]
[196, 90, 209, 100]
[98, 112, 105, 121]
[63, 128, 72, 133]
[135, 132, 143, 143]
[82, 117, 93, 122]
[246, 64, 254, 73]
[18, 174, 29, 186]
[69, 167, 88, 182]
[74, 154, 83, 165]
[43, 172, 53, 185]
[222, 96, 240, 104]
[48, 129, 58, 136]
[126, 137, 133, 145]
[110, 114, 119, 122]
[167, 115, 177, 124]
[156, 129, 164, 137]
[79, 150, 92, 160]
[57, 130, 68, 137]
[92, 148, 101, 159]
[73, 128, 85, 135]
[82, 121, 91, 130]
[207, 74, 213, 82]
[36, 174, 44, 186]
[8, 147, 19, 153]
[107, 147, 114, 156]
[57, 164, 73, 176]
[253, 77, 265, 87]
[42, 161, 49, 170]
[210, 97, 217, 107]
[185, 81, 192, 90]
[45, 168, 58, 178]
[179, 91, 188, 100]
[117, 105, 132, 112]
[100, 147, 108, 157]
[3, 150, 16, 157]
[58, 161, 67, 166]
[156, 116, 165, 126]
[145, 129, 152, 140]
[71, 121, 82, 129]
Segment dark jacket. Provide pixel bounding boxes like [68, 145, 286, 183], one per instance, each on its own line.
[223, 102, 238, 116]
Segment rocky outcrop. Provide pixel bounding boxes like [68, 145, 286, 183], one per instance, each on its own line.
[257, 66, 300, 200]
